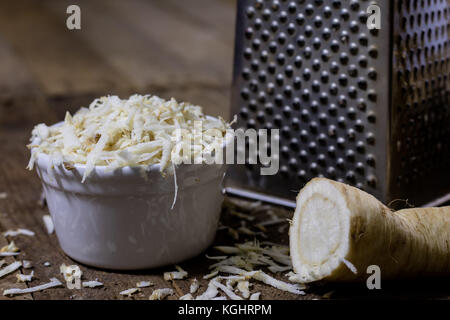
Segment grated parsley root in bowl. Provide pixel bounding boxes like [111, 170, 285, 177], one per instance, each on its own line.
[27, 94, 232, 182]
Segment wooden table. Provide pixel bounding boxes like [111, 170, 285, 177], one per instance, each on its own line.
[0, 0, 448, 300]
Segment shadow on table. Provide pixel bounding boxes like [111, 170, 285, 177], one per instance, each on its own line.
[315, 277, 450, 300]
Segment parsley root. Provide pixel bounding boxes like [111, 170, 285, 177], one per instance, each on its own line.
[289, 178, 450, 282]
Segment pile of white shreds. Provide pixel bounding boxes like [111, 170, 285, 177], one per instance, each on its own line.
[27, 94, 231, 182]
[191, 241, 306, 300]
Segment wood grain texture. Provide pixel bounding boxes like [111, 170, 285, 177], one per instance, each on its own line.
[0, 1, 132, 97]
[4, 0, 235, 118]
[0, 127, 305, 299]
[0, 0, 447, 300]
[41, 0, 186, 91]
[159, 0, 236, 45]
[0, 235, 32, 300]
[104, 0, 233, 85]
[0, 124, 448, 299]
[0, 35, 53, 127]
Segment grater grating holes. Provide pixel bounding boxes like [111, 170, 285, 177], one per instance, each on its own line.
[393, 0, 449, 186]
[236, 0, 388, 192]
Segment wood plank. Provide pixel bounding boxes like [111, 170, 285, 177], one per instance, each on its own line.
[0, 0, 133, 97]
[159, 0, 236, 45]
[0, 35, 57, 127]
[41, 0, 232, 118]
[41, 0, 187, 91]
[0, 124, 448, 299]
[0, 34, 39, 98]
[0, 126, 37, 300]
[0, 0, 446, 300]
[0, 126, 303, 299]
[104, 0, 233, 86]
[0, 234, 32, 300]
[45, 87, 230, 127]
[44, 0, 235, 89]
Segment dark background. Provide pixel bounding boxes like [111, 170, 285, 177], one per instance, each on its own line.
[0, 0, 235, 130]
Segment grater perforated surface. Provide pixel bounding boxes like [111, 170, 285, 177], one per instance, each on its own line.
[390, 0, 450, 204]
[227, 0, 449, 207]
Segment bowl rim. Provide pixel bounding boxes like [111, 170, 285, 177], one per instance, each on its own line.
[32, 116, 230, 178]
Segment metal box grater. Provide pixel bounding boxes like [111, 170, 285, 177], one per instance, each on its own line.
[225, 0, 450, 207]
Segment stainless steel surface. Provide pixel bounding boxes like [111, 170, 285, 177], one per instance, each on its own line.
[226, 0, 450, 207]
[389, 0, 450, 205]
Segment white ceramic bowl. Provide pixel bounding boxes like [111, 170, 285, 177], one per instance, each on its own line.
[33, 134, 226, 270]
